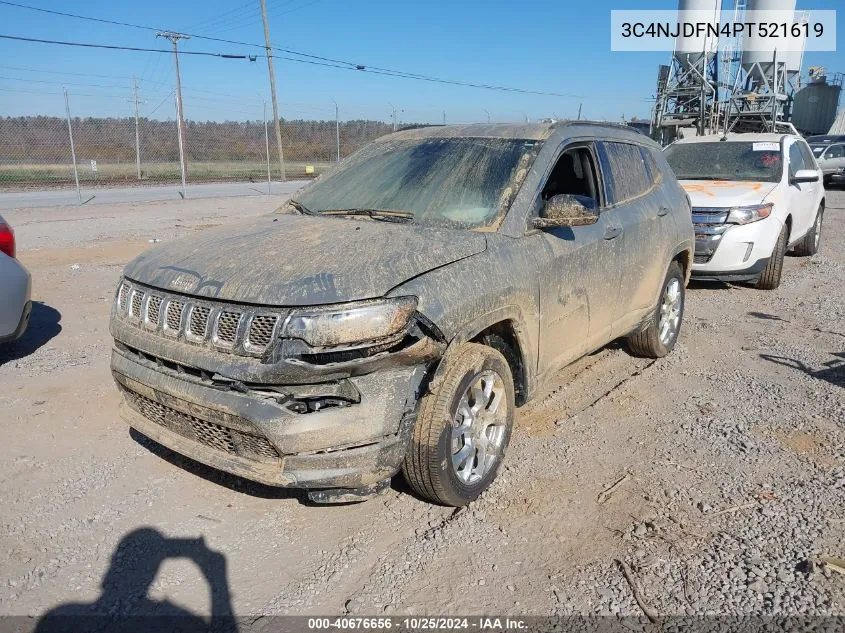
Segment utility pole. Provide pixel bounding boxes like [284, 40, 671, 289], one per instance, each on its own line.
[156, 31, 189, 197]
[389, 103, 397, 131]
[332, 99, 340, 163]
[577, 103, 583, 120]
[129, 75, 145, 180]
[260, 0, 286, 180]
[442, 110, 446, 125]
[483, 109, 490, 123]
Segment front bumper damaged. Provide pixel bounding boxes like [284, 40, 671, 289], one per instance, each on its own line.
[110, 315, 443, 498]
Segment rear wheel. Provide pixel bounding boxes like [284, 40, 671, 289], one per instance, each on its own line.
[793, 205, 823, 257]
[627, 261, 685, 358]
[756, 224, 788, 290]
[403, 343, 514, 506]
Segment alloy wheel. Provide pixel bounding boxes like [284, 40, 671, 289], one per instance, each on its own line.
[658, 277, 683, 345]
[451, 371, 508, 485]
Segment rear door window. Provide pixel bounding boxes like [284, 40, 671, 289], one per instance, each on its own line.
[597, 142, 652, 205]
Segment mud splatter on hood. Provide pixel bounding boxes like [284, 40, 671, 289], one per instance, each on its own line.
[122, 214, 487, 306]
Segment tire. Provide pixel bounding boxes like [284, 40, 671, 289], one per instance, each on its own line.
[402, 342, 514, 506]
[756, 223, 788, 290]
[793, 205, 823, 257]
[627, 261, 685, 358]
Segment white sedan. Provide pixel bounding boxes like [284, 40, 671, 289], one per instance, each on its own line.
[665, 133, 825, 289]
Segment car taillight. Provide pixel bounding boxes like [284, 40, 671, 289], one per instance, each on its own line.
[0, 223, 14, 259]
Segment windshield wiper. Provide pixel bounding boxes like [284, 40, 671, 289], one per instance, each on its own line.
[288, 199, 316, 215]
[318, 208, 414, 223]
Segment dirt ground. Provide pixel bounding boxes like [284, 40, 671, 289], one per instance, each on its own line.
[0, 192, 843, 625]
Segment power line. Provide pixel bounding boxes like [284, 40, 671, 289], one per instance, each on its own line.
[0, 1, 584, 99]
[0, 64, 132, 80]
[146, 90, 175, 116]
[0, 34, 252, 58]
[187, 0, 259, 32]
[0, 74, 136, 89]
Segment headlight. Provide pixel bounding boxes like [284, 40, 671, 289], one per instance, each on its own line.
[726, 203, 773, 225]
[284, 297, 418, 348]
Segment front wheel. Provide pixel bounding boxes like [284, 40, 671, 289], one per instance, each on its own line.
[756, 224, 788, 290]
[403, 343, 514, 506]
[793, 205, 823, 257]
[626, 261, 685, 358]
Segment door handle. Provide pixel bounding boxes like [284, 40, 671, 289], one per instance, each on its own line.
[604, 225, 623, 240]
[657, 206, 670, 217]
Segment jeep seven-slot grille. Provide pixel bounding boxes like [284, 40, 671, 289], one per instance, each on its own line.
[247, 315, 278, 348]
[165, 301, 184, 332]
[115, 282, 286, 355]
[216, 311, 242, 345]
[117, 283, 130, 312]
[146, 295, 163, 327]
[121, 386, 280, 462]
[130, 290, 145, 318]
[188, 306, 211, 338]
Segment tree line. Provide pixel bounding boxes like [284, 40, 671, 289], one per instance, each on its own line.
[0, 116, 397, 164]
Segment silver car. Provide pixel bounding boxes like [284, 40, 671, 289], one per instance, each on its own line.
[110, 122, 694, 506]
[810, 142, 845, 186]
[0, 214, 31, 344]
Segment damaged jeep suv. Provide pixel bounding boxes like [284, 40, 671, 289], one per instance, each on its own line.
[110, 122, 694, 506]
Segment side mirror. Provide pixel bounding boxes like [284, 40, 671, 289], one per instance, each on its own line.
[790, 169, 819, 185]
[533, 194, 599, 229]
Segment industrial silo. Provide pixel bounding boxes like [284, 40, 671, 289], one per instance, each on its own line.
[792, 72, 843, 134]
[674, 0, 720, 70]
[741, 0, 798, 83]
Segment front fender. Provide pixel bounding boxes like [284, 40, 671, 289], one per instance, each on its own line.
[389, 236, 542, 402]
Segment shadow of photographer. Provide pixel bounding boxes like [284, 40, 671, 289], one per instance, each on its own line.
[36, 527, 237, 633]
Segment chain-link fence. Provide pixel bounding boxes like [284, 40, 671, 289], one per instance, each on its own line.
[0, 89, 410, 196]
[0, 78, 558, 201]
[0, 107, 395, 192]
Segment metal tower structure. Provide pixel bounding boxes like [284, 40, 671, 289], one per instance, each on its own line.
[724, 0, 806, 133]
[652, 0, 722, 145]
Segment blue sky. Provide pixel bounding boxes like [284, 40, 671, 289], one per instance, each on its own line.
[0, 0, 841, 123]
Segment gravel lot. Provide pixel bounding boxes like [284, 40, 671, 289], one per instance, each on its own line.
[1, 191, 843, 624]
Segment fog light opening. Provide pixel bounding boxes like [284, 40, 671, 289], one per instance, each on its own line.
[742, 243, 754, 263]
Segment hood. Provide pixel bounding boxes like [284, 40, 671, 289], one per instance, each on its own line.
[680, 180, 778, 208]
[123, 214, 487, 306]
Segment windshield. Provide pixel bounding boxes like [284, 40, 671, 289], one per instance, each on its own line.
[290, 136, 543, 229]
[810, 144, 826, 157]
[664, 141, 783, 183]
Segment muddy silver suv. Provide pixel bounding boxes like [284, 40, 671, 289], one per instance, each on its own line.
[110, 122, 694, 506]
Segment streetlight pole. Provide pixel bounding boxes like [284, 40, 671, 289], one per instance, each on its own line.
[483, 109, 491, 123]
[332, 99, 340, 163]
[156, 31, 189, 198]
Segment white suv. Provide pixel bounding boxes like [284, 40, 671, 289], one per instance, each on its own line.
[665, 133, 825, 289]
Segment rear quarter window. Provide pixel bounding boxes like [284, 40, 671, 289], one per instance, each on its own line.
[597, 142, 653, 205]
